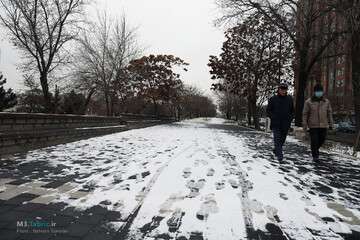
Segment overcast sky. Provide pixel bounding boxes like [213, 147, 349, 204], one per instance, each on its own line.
[0, 0, 224, 96]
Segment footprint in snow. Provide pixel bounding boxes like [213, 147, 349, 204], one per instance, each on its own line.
[264, 205, 279, 222]
[300, 195, 316, 206]
[183, 168, 192, 178]
[159, 200, 173, 214]
[279, 193, 289, 200]
[197, 179, 206, 189]
[229, 168, 239, 176]
[187, 179, 206, 190]
[196, 194, 219, 220]
[248, 199, 264, 213]
[186, 179, 206, 198]
[242, 180, 254, 191]
[99, 200, 112, 206]
[194, 159, 209, 166]
[188, 188, 200, 198]
[113, 200, 125, 209]
[118, 184, 130, 191]
[135, 174, 143, 183]
[207, 168, 215, 176]
[159, 194, 185, 214]
[167, 208, 185, 233]
[223, 171, 231, 177]
[140, 216, 164, 235]
[215, 180, 226, 190]
[113, 173, 123, 183]
[186, 179, 196, 189]
[228, 179, 240, 189]
[278, 181, 288, 187]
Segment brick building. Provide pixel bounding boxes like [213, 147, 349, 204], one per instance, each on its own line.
[296, 1, 354, 117]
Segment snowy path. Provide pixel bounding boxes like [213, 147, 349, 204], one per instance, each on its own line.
[0, 118, 359, 240]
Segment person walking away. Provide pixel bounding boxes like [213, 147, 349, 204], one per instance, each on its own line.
[266, 83, 294, 161]
[302, 83, 334, 161]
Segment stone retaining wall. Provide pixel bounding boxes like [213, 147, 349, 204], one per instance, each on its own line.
[0, 113, 174, 156]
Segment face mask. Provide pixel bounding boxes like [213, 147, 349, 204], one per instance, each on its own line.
[315, 91, 324, 98]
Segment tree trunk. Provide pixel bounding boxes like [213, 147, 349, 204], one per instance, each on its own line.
[294, 51, 309, 127]
[250, 95, 260, 130]
[83, 88, 95, 115]
[39, 72, 52, 113]
[104, 92, 110, 116]
[247, 96, 252, 126]
[177, 106, 182, 121]
[152, 98, 158, 116]
[352, 33, 360, 131]
[110, 94, 117, 116]
[253, 107, 260, 130]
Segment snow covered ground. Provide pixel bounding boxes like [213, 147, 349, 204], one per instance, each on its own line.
[1, 118, 359, 240]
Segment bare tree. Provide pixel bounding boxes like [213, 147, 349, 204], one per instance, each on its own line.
[176, 85, 217, 119]
[0, 0, 87, 112]
[216, 0, 342, 126]
[74, 12, 140, 116]
[215, 91, 246, 121]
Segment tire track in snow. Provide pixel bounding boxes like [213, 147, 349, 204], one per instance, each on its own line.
[127, 126, 248, 240]
[116, 144, 197, 239]
[213, 132, 258, 240]
[215, 131, 293, 240]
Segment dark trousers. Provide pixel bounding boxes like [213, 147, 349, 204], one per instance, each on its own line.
[309, 128, 327, 158]
[273, 128, 288, 159]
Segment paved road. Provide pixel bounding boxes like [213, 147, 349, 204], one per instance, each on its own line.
[0, 118, 359, 240]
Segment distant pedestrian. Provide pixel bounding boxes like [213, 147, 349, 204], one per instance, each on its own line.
[302, 83, 334, 161]
[266, 83, 294, 161]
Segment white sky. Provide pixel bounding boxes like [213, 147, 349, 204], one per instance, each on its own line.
[0, 0, 224, 96]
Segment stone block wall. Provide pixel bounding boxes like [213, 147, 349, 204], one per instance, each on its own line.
[0, 113, 174, 156]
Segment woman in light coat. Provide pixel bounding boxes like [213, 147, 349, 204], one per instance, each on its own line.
[302, 83, 334, 161]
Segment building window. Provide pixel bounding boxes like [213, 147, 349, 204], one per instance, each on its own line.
[337, 56, 342, 64]
[336, 79, 344, 88]
[336, 55, 346, 65]
[337, 67, 344, 76]
[336, 79, 345, 96]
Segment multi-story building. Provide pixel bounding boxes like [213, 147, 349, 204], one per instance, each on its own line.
[296, 1, 354, 117]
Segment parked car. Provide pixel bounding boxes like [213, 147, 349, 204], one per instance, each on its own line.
[336, 122, 356, 134]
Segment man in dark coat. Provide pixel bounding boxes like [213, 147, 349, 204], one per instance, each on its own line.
[266, 83, 294, 161]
